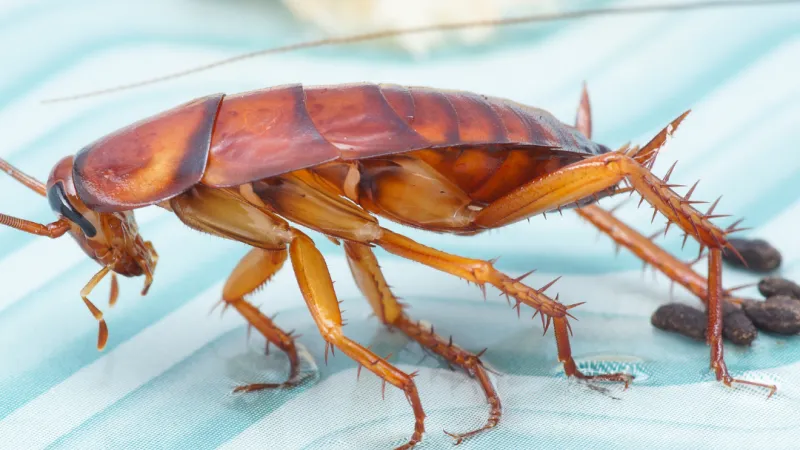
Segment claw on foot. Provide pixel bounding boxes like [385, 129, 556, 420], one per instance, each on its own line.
[233, 373, 311, 393]
[553, 316, 634, 393]
[443, 423, 498, 446]
[571, 371, 634, 390]
[714, 363, 776, 399]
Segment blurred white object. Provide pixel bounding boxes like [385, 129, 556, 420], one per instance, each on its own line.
[280, 0, 563, 55]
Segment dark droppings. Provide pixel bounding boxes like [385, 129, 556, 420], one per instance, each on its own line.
[722, 237, 782, 273]
[743, 296, 800, 335]
[758, 277, 800, 299]
[651, 303, 706, 342]
[651, 303, 758, 346]
[722, 302, 759, 346]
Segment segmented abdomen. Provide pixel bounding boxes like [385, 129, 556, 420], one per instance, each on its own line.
[73, 83, 605, 213]
[201, 83, 604, 187]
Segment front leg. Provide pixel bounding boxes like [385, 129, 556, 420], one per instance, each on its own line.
[221, 247, 306, 392]
[166, 185, 308, 390]
[80, 266, 113, 350]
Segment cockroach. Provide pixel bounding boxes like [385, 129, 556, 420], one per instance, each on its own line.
[0, 82, 777, 449]
[4, 1, 796, 448]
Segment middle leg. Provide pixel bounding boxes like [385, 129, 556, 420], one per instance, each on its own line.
[289, 229, 425, 450]
[375, 228, 633, 388]
[344, 240, 501, 444]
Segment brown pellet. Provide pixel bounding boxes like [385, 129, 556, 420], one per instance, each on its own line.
[758, 277, 800, 299]
[652, 303, 758, 345]
[721, 237, 781, 273]
[652, 303, 707, 342]
[742, 296, 800, 335]
[722, 302, 758, 345]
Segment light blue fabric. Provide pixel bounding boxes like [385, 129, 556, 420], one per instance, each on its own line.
[1, 1, 799, 449]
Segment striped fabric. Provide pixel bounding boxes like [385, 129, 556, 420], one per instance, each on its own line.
[1, 1, 799, 448]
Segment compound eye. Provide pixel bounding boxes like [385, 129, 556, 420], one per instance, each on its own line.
[47, 181, 97, 237]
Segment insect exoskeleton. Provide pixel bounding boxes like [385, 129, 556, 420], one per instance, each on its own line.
[0, 81, 777, 449]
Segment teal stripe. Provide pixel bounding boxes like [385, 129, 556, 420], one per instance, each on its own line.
[0, 218, 241, 419]
[596, 25, 799, 147]
[2, 1, 800, 448]
[48, 298, 800, 449]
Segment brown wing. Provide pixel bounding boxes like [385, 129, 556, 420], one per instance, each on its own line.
[202, 83, 603, 188]
[73, 94, 224, 212]
[72, 83, 603, 210]
[202, 83, 431, 187]
[200, 84, 340, 187]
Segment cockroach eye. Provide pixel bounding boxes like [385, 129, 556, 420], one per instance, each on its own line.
[47, 181, 97, 237]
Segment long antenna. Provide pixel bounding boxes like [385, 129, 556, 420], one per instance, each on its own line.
[0, 157, 46, 196]
[41, 0, 798, 103]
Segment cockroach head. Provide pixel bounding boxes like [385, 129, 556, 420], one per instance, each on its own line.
[46, 156, 158, 292]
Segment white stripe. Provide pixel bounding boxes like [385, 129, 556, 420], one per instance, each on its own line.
[219, 360, 800, 450]
[0, 242, 797, 446]
[640, 37, 800, 169]
[0, 281, 234, 449]
[0, 253, 360, 447]
[0, 206, 168, 314]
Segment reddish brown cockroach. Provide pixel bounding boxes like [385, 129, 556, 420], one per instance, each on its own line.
[0, 82, 775, 449]
[3, 1, 793, 448]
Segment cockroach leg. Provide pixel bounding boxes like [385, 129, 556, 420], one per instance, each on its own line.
[139, 241, 158, 296]
[343, 241, 501, 444]
[259, 176, 498, 442]
[80, 265, 112, 350]
[221, 247, 305, 392]
[373, 229, 633, 387]
[290, 230, 425, 450]
[553, 317, 632, 388]
[575, 204, 745, 306]
[575, 86, 759, 351]
[472, 128, 775, 394]
[575, 204, 768, 345]
[708, 250, 777, 397]
[377, 228, 568, 320]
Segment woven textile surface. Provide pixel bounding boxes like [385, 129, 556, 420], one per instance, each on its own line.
[0, 1, 799, 449]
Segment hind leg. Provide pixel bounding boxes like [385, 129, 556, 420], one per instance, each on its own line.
[568, 86, 774, 394]
[472, 121, 774, 394]
[344, 241, 501, 444]
[575, 204, 747, 307]
[573, 84, 740, 308]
